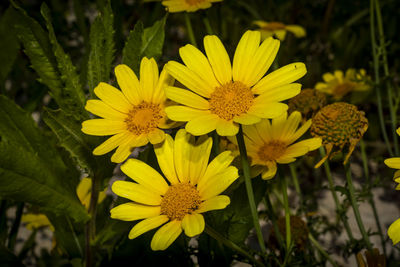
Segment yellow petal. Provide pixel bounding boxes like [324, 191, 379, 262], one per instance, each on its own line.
[204, 35, 232, 85]
[112, 181, 162, 205]
[128, 215, 169, 239]
[252, 63, 306, 95]
[198, 151, 235, 189]
[94, 82, 131, 113]
[185, 114, 220, 136]
[245, 122, 269, 144]
[280, 111, 302, 141]
[165, 86, 209, 109]
[253, 83, 302, 105]
[151, 220, 182, 251]
[140, 57, 159, 102]
[173, 129, 193, 183]
[280, 143, 309, 159]
[196, 195, 230, 213]
[322, 72, 335, 83]
[115, 64, 142, 105]
[165, 106, 210, 122]
[215, 119, 239, 136]
[110, 134, 147, 163]
[76, 177, 91, 204]
[93, 131, 131, 155]
[247, 102, 287, 119]
[385, 158, 400, 169]
[274, 30, 287, 40]
[388, 218, 400, 245]
[270, 112, 288, 139]
[110, 203, 160, 221]
[81, 119, 126, 136]
[147, 128, 166, 145]
[153, 68, 174, 103]
[286, 119, 312, 144]
[154, 134, 179, 184]
[189, 135, 213, 185]
[261, 161, 277, 180]
[181, 213, 205, 237]
[85, 100, 125, 120]
[233, 112, 261, 125]
[286, 25, 306, 38]
[198, 166, 239, 200]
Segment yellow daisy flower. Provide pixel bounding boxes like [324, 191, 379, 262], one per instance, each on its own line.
[243, 111, 321, 179]
[315, 69, 371, 100]
[384, 127, 400, 189]
[110, 129, 239, 251]
[253, 20, 306, 41]
[161, 0, 222, 13]
[82, 57, 175, 163]
[388, 218, 400, 245]
[165, 30, 307, 136]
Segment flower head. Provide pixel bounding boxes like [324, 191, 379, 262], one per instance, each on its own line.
[311, 102, 368, 168]
[315, 69, 371, 100]
[288, 89, 327, 120]
[110, 129, 239, 250]
[253, 20, 306, 41]
[388, 218, 400, 245]
[356, 248, 386, 266]
[165, 30, 307, 137]
[161, 0, 222, 13]
[82, 58, 175, 163]
[243, 111, 321, 179]
[384, 128, 400, 188]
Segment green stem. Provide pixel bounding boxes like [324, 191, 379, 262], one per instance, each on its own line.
[7, 202, 24, 251]
[279, 171, 291, 251]
[263, 196, 284, 249]
[85, 176, 100, 267]
[289, 163, 302, 197]
[203, 16, 213, 35]
[236, 125, 266, 254]
[205, 225, 265, 267]
[308, 233, 339, 267]
[320, 148, 355, 242]
[184, 13, 197, 47]
[344, 163, 373, 250]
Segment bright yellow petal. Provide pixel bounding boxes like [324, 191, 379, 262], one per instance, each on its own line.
[274, 30, 287, 40]
[140, 57, 159, 102]
[120, 159, 169, 195]
[247, 102, 287, 119]
[261, 161, 277, 180]
[322, 72, 335, 82]
[151, 220, 182, 251]
[153, 68, 174, 103]
[93, 131, 131, 155]
[110, 203, 160, 221]
[198, 151, 235, 189]
[244, 122, 269, 144]
[147, 128, 165, 145]
[385, 158, 400, 169]
[112, 180, 162, 205]
[115, 64, 142, 105]
[85, 100, 126, 120]
[388, 218, 400, 245]
[204, 35, 232, 85]
[253, 83, 302, 105]
[396, 127, 400, 136]
[252, 63, 306, 95]
[270, 112, 288, 139]
[76, 177, 91, 204]
[196, 195, 230, 213]
[165, 86, 209, 109]
[232, 30, 261, 85]
[173, 129, 192, 183]
[189, 135, 213, 185]
[81, 119, 126, 136]
[215, 119, 239, 136]
[198, 166, 239, 200]
[110, 135, 147, 163]
[165, 106, 210, 122]
[286, 25, 306, 38]
[94, 82, 131, 113]
[185, 114, 220, 136]
[154, 134, 179, 184]
[128, 215, 169, 239]
[181, 213, 205, 237]
[179, 44, 220, 89]
[233, 113, 261, 125]
[280, 111, 302, 141]
[279, 143, 309, 159]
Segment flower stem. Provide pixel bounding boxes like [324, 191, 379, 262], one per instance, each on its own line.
[203, 16, 213, 35]
[184, 13, 197, 47]
[85, 176, 100, 267]
[289, 163, 302, 197]
[308, 233, 339, 267]
[236, 125, 267, 254]
[263, 196, 284, 249]
[279, 170, 291, 251]
[205, 224, 266, 267]
[344, 162, 373, 250]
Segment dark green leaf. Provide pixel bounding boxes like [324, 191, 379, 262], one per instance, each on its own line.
[122, 21, 144, 74]
[87, 17, 105, 95]
[100, 0, 116, 79]
[141, 15, 167, 61]
[0, 96, 89, 222]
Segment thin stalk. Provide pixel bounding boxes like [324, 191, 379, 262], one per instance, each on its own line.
[370, 0, 393, 156]
[184, 13, 197, 47]
[67, 216, 83, 256]
[203, 16, 213, 35]
[320, 148, 355, 241]
[289, 164, 302, 196]
[308, 233, 339, 267]
[375, 0, 399, 155]
[205, 225, 265, 267]
[85, 176, 100, 267]
[263, 196, 284, 249]
[236, 125, 266, 254]
[279, 171, 291, 250]
[7, 202, 24, 251]
[344, 163, 373, 250]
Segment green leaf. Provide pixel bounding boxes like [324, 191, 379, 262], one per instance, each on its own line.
[87, 17, 105, 95]
[40, 3, 87, 118]
[122, 21, 144, 74]
[100, 0, 116, 79]
[141, 15, 167, 61]
[0, 96, 89, 222]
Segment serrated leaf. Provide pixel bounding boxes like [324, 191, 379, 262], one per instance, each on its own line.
[0, 96, 89, 222]
[100, 0, 115, 78]
[141, 15, 167, 60]
[122, 21, 144, 74]
[87, 17, 105, 95]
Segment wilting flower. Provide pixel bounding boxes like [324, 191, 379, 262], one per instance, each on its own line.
[315, 69, 371, 100]
[243, 111, 321, 179]
[311, 102, 368, 168]
[110, 129, 238, 250]
[288, 88, 327, 120]
[165, 30, 307, 136]
[82, 58, 175, 163]
[253, 20, 306, 41]
[356, 248, 386, 267]
[161, 0, 222, 13]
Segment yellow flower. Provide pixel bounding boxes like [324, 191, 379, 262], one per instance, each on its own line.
[388, 218, 400, 245]
[82, 58, 175, 163]
[161, 0, 222, 13]
[253, 21, 306, 41]
[21, 214, 55, 231]
[165, 30, 307, 136]
[110, 129, 238, 251]
[243, 111, 321, 179]
[315, 69, 371, 100]
[384, 127, 400, 189]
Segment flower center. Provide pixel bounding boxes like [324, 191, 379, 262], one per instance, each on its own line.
[262, 22, 286, 31]
[333, 82, 356, 98]
[160, 183, 202, 221]
[258, 140, 287, 162]
[185, 0, 206, 5]
[124, 102, 163, 135]
[209, 81, 254, 121]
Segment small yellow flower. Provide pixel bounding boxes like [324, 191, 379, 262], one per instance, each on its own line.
[162, 0, 222, 13]
[110, 129, 239, 251]
[82, 58, 175, 163]
[165, 30, 307, 136]
[253, 20, 306, 41]
[315, 69, 371, 100]
[243, 111, 321, 179]
[388, 218, 400, 245]
[384, 127, 400, 189]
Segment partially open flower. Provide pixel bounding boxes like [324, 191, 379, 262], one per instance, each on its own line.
[253, 21, 306, 41]
[311, 102, 368, 168]
[288, 89, 327, 120]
